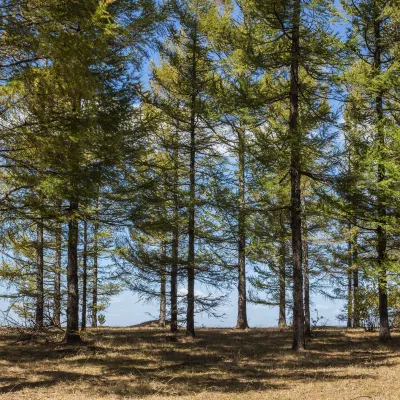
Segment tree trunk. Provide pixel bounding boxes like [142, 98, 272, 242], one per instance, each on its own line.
[303, 237, 311, 337]
[66, 201, 81, 343]
[289, 0, 305, 351]
[35, 219, 44, 329]
[81, 220, 88, 330]
[159, 242, 167, 328]
[186, 120, 196, 338]
[53, 206, 62, 328]
[353, 236, 360, 328]
[347, 240, 353, 329]
[278, 211, 287, 328]
[170, 139, 179, 333]
[186, 28, 198, 338]
[91, 212, 99, 328]
[236, 128, 248, 329]
[374, 15, 390, 342]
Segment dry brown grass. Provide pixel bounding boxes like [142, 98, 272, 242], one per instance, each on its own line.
[0, 326, 399, 400]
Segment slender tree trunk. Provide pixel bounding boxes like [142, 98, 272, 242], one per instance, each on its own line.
[186, 120, 196, 337]
[66, 201, 81, 343]
[374, 15, 390, 342]
[35, 219, 44, 329]
[347, 272, 353, 328]
[159, 242, 167, 328]
[303, 237, 311, 337]
[289, 0, 305, 351]
[186, 28, 198, 338]
[236, 128, 248, 329]
[170, 139, 179, 333]
[278, 211, 287, 328]
[347, 234, 353, 329]
[353, 236, 360, 328]
[81, 220, 88, 330]
[53, 204, 62, 328]
[91, 211, 99, 328]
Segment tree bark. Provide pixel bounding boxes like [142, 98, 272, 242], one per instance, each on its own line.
[278, 211, 287, 328]
[289, 0, 305, 351]
[35, 219, 44, 329]
[374, 15, 390, 342]
[91, 211, 99, 328]
[159, 242, 167, 328]
[53, 205, 62, 328]
[303, 236, 311, 337]
[186, 26, 198, 338]
[66, 201, 81, 343]
[170, 137, 179, 333]
[236, 127, 248, 329]
[353, 236, 360, 328]
[347, 235, 353, 329]
[81, 220, 88, 330]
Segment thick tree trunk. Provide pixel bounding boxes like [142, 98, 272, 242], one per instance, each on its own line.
[186, 29, 197, 338]
[81, 220, 88, 330]
[303, 237, 311, 337]
[289, 0, 305, 351]
[236, 128, 248, 329]
[278, 211, 287, 328]
[91, 215, 99, 328]
[159, 242, 167, 328]
[53, 207, 62, 328]
[170, 142, 179, 333]
[374, 16, 390, 342]
[66, 201, 81, 344]
[35, 220, 44, 329]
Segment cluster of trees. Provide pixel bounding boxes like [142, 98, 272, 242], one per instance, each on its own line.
[1, 0, 400, 351]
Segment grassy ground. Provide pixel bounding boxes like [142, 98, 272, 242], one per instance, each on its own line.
[0, 327, 399, 400]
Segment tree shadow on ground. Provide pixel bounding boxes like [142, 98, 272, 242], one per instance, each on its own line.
[0, 327, 399, 398]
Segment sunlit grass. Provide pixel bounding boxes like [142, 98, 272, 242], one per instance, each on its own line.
[0, 327, 399, 399]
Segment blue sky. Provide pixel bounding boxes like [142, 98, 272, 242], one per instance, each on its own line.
[0, 283, 344, 328]
[104, 290, 345, 328]
[0, 0, 350, 330]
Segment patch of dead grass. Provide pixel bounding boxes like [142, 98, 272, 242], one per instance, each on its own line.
[0, 327, 399, 399]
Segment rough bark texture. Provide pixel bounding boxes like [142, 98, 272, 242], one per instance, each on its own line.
[347, 226, 353, 328]
[303, 237, 311, 337]
[374, 15, 390, 342]
[53, 212, 62, 328]
[35, 220, 44, 329]
[81, 220, 88, 331]
[289, 0, 305, 351]
[66, 201, 81, 344]
[91, 215, 99, 328]
[236, 128, 248, 329]
[159, 242, 167, 328]
[170, 141, 179, 333]
[186, 27, 197, 338]
[353, 238, 360, 328]
[278, 211, 287, 328]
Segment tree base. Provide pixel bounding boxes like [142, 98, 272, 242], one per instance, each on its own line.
[379, 328, 391, 342]
[185, 329, 195, 338]
[64, 332, 85, 345]
[235, 323, 249, 330]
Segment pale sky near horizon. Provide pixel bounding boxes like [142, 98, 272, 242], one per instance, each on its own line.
[104, 290, 345, 328]
[0, 282, 345, 328]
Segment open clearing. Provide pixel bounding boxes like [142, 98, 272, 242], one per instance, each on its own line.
[0, 327, 399, 400]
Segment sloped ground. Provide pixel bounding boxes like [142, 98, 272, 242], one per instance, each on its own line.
[0, 326, 399, 399]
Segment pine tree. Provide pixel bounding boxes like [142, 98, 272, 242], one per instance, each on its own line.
[340, 0, 400, 341]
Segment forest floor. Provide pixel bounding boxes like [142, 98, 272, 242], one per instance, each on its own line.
[0, 326, 399, 400]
